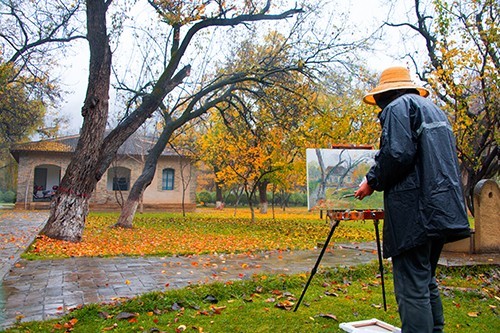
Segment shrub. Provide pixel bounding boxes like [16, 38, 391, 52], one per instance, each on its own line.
[2, 190, 16, 203]
[224, 193, 237, 206]
[289, 192, 307, 206]
[197, 191, 213, 206]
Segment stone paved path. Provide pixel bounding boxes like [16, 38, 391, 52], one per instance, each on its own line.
[0, 211, 47, 281]
[1, 211, 499, 330]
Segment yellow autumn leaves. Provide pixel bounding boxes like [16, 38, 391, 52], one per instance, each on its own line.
[26, 209, 375, 258]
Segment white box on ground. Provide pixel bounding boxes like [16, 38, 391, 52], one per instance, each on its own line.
[339, 318, 401, 333]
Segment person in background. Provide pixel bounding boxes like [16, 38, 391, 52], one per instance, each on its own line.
[354, 66, 471, 332]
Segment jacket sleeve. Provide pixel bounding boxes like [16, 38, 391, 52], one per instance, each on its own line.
[366, 99, 417, 191]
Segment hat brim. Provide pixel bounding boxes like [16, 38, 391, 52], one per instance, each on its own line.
[363, 84, 430, 105]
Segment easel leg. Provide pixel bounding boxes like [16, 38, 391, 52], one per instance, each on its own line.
[294, 217, 340, 312]
[374, 219, 387, 311]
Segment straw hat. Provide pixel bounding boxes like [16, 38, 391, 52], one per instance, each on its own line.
[363, 66, 430, 105]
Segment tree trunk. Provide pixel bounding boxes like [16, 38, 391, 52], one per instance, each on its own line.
[260, 201, 268, 214]
[43, 193, 90, 242]
[244, 185, 256, 222]
[114, 155, 161, 228]
[280, 189, 291, 211]
[114, 195, 140, 228]
[178, 155, 191, 217]
[40, 0, 111, 242]
[215, 176, 224, 209]
[139, 192, 144, 213]
[271, 184, 276, 219]
[42, 9, 190, 239]
[258, 180, 268, 214]
[232, 186, 244, 217]
[114, 124, 174, 227]
[249, 200, 255, 222]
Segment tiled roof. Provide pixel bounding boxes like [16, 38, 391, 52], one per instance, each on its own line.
[11, 140, 75, 153]
[10, 132, 177, 160]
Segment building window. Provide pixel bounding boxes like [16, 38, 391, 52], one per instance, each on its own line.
[162, 168, 175, 190]
[107, 167, 131, 191]
[113, 177, 129, 191]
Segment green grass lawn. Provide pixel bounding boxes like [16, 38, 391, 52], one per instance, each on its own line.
[3, 264, 498, 332]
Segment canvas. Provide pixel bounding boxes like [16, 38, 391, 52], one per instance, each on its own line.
[306, 148, 383, 211]
[339, 318, 401, 332]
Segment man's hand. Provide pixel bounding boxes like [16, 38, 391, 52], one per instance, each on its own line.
[354, 180, 374, 200]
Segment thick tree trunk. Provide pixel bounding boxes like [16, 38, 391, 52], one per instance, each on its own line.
[259, 201, 268, 214]
[42, 193, 90, 242]
[41, 0, 111, 242]
[41, 5, 191, 239]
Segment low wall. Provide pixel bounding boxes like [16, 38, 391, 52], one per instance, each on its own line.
[443, 179, 499, 254]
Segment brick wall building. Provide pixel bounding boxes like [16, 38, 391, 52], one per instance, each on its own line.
[10, 134, 196, 211]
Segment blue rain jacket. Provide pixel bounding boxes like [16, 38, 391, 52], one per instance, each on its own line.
[366, 94, 470, 258]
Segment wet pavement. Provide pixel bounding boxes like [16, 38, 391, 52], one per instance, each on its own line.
[1, 211, 499, 330]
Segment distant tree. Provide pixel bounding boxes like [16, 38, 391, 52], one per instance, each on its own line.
[196, 117, 228, 209]
[198, 63, 315, 219]
[0, 63, 45, 144]
[0, 0, 84, 194]
[0, 0, 84, 141]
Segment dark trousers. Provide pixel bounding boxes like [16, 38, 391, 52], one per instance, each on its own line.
[392, 239, 445, 333]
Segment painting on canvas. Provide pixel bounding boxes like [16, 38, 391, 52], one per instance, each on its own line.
[306, 148, 384, 211]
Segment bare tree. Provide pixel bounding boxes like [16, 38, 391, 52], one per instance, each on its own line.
[169, 144, 195, 217]
[41, 0, 303, 241]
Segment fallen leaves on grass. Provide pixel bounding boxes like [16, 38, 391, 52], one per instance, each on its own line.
[53, 318, 78, 330]
[210, 305, 227, 314]
[317, 313, 338, 321]
[275, 300, 294, 310]
[26, 212, 374, 258]
[203, 295, 218, 304]
[324, 291, 339, 297]
[115, 312, 137, 320]
[102, 323, 118, 331]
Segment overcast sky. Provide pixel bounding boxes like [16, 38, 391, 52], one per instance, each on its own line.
[56, 0, 422, 134]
